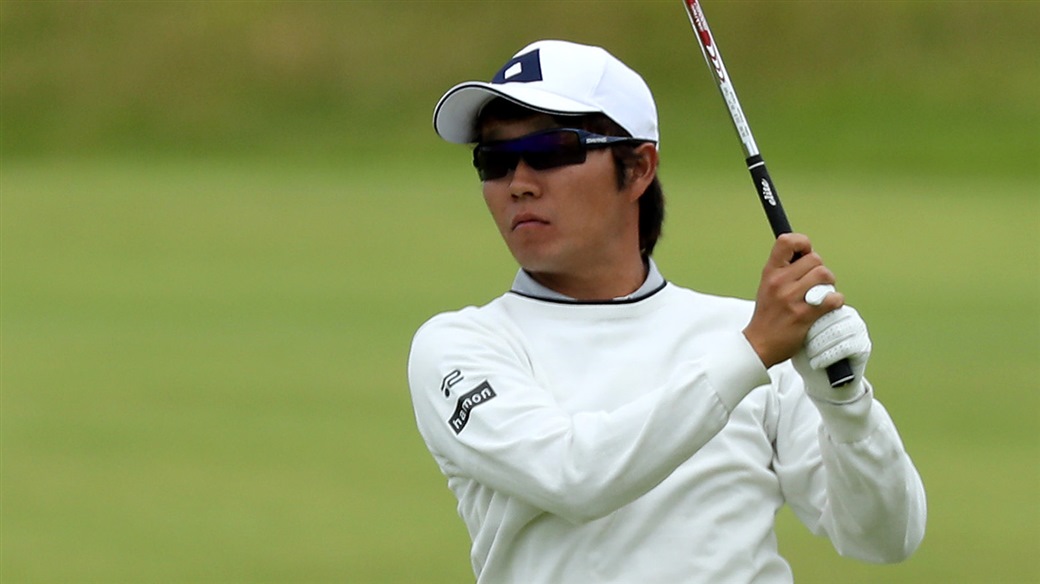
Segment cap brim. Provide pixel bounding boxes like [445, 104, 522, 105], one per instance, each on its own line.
[433, 81, 599, 144]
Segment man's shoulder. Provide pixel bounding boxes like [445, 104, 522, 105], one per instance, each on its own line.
[661, 282, 754, 314]
[408, 295, 526, 376]
[412, 294, 513, 341]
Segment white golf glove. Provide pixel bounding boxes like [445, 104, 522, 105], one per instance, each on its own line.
[792, 305, 872, 404]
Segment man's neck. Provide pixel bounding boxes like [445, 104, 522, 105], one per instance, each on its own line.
[514, 257, 662, 302]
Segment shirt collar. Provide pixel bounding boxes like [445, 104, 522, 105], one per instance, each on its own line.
[510, 258, 666, 302]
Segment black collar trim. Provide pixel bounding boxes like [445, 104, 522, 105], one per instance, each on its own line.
[508, 281, 668, 305]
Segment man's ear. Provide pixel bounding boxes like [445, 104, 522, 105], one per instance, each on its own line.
[624, 143, 659, 202]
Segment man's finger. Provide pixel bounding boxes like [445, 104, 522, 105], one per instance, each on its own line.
[768, 233, 812, 267]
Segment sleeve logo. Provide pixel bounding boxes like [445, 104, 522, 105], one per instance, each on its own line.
[448, 381, 497, 435]
[440, 369, 463, 398]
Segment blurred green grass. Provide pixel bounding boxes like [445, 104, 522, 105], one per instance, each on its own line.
[4, 159, 1037, 583]
[3, 1, 1037, 173]
[2, 1, 1039, 582]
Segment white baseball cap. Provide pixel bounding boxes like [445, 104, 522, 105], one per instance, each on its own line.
[433, 39, 659, 145]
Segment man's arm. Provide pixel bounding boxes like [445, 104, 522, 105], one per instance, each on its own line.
[772, 365, 927, 562]
[407, 309, 768, 524]
[747, 233, 926, 561]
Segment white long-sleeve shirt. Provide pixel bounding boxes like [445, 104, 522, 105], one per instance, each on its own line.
[407, 270, 926, 583]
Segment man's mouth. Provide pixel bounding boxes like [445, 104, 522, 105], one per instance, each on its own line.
[511, 213, 550, 231]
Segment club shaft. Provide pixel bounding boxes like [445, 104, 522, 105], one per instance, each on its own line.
[682, 0, 855, 387]
[683, 0, 790, 237]
[682, 0, 758, 159]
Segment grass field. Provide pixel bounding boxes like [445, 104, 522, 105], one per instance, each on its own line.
[2, 156, 1037, 583]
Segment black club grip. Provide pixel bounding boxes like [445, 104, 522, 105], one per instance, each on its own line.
[746, 155, 855, 388]
[824, 358, 855, 387]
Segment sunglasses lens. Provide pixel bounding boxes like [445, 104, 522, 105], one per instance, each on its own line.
[523, 131, 586, 170]
[473, 150, 516, 181]
[473, 130, 590, 180]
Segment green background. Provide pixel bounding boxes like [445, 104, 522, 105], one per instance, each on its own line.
[2, 1, 1037, 582]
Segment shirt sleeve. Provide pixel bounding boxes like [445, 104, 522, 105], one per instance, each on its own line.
[771, 365, 927, 563]
[407, 310, 769, 525]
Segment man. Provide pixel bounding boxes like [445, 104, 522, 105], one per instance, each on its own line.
[408, 39, 926, 583]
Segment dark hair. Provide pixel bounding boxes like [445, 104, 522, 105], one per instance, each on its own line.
[477, 98, 665, 257]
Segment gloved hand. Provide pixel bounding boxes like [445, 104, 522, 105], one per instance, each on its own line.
[792, 305, 872, 404]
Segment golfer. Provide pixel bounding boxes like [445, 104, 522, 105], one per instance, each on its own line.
[408, 39, 926, 583]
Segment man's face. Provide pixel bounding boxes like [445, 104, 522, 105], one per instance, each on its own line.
[478, 114, 641, 282]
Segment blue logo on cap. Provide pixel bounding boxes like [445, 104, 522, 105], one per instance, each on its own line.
[491, 49, 543, 84]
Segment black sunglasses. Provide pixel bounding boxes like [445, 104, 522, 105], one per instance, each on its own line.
[472, 128, 648, 181]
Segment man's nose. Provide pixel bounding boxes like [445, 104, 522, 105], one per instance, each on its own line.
[509, 159, 542, 199]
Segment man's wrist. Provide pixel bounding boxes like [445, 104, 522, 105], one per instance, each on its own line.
[709, 332, 772, 412]
[805, 378, 877, 443]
